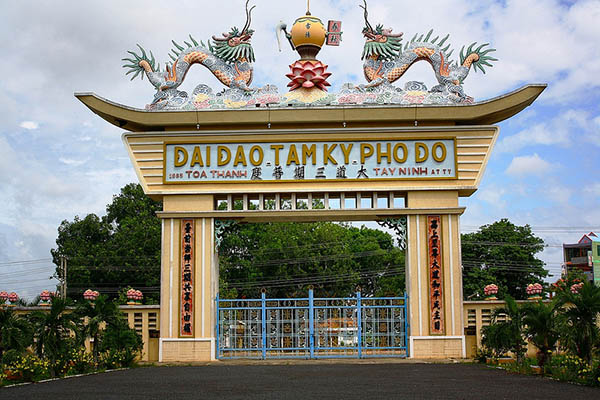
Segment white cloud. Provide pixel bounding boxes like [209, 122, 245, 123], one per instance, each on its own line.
[475, 184, 507, 208]
[496, 109, 598, 153]
[505, 153, 552, 176]
[584, 183, 600, 197]
[19, 121, 38, 130]
[59, 157, 88, 166]
[541, 182, 572, 205]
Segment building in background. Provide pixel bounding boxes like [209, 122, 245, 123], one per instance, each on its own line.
[593, 236, 600, 287]
[563, 232, 600, 285]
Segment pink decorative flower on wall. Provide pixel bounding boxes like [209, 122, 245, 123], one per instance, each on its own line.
[127, 288, 143, 303]
[8, 292, 18, 303]
[526, 283, 543, 296]
[40, 290, 52, 302]
[484, 284, 498, 296]
[83, 289, 99, 301]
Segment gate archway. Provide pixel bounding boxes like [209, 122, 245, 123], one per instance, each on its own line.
[78, 85, 544, 362]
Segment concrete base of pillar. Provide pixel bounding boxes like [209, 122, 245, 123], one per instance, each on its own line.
[409, 336, 466, 359]
[159, 338, 216, 362]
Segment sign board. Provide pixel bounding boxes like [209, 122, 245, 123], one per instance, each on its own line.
[428, 215, 444, 335]
[164, 139, 457, 184]
[180, 220, 194, 336]
[326, 20, 342, 46]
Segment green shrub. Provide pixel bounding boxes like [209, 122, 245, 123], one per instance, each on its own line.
[546, 354, 600, 385]
[100, 349, 131, 369]
[1, 349, 23, 367]
[100, 319, 143, 368]
[65, 348, 95, 375]
[6, 353, 51, 382]
[481, 322, 514, 358]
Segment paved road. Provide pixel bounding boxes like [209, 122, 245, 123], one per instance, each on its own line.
[2, 362, 598, 399]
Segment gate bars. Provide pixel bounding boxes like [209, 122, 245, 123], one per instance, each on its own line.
[216, 290, 408, 359]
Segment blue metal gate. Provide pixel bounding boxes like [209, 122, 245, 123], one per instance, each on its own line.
[216, 290, 408, 359]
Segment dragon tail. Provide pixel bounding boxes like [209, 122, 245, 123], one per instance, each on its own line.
[122, 44, 161, 87]
[459, 42, 497, 74]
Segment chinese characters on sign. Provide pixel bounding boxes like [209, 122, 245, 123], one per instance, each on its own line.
[180, 219, 194, 337]
[427, 215, 444, 335]
[326, 20, 342, 46]
[164, 139, 456, 183]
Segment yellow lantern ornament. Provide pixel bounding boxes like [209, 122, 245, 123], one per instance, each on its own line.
[276, 1, 342, 95]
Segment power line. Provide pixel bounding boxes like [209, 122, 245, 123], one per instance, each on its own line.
[0, 258, 53, 267]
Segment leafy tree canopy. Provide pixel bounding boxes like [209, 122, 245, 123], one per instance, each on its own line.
[51, 183, 162, 302]
[52, 184, 405, 301]
[461, 218, 547, 300]
[218, 221, 405, 298]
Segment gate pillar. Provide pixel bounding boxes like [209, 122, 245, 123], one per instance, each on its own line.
[406, 191, 465, 358]
[158, 195, 218, 362]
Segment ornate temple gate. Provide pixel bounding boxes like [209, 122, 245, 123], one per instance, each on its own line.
[77, 84, 544, 361]
[76, 0, 547, 361]
[216, 291, 408, 359]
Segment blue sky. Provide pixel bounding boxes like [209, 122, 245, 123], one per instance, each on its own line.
[0, 0, 599, 298]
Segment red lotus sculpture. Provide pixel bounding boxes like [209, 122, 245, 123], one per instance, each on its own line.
[286, 60, 332, 91]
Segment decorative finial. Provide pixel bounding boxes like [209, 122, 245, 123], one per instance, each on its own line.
[306, 0, 311, 15]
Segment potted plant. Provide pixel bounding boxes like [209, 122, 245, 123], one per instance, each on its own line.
[126, 289, 143, 305]
[7, 293, 18, 307]
[83, 289, 99, 302]
[39, 290, 52, 306]
[484, 284, 498, 300]
[526, 283, 543, 300]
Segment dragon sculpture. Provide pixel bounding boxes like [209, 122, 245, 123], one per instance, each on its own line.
[122, 1, 256, 108]
[358, 0, 497, 100]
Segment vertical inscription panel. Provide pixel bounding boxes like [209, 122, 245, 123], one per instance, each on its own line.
[181, 219, 195, 337]
[427, 215, 444, 335]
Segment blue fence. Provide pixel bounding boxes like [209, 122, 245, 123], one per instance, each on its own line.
[216, 290, 408, 359]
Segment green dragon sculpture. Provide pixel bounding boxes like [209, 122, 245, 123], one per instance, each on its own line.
[122, 1, 256, 108]
[359, 0, 497, 100]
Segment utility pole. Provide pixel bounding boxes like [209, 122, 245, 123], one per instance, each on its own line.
[60, 256, 67, 299]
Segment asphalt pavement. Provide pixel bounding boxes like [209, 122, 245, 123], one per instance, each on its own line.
[2, 361, 598, 399]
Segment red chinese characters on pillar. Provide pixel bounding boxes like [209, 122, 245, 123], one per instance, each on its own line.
[180, 219, 194, 337]
[427, 215, 444, 335]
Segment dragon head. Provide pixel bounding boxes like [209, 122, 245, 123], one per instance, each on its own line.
[211, 1, 256, 63]
[359, 0, 403, 61]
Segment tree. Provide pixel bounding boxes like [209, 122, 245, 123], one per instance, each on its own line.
[485, 296, 528, 363]
[523, 300, 560, 370]
[218, 222, 405, 298]
[30, 297, 77, 377]
[556, 281, 600, 366]
[100, 318, 143, 368]
[462, 219, 547, 299]
[53, 183, 404, 301]
[0, 307, 33, 362]
[51, 183, 162, 302]
[75, 295, 120, 364]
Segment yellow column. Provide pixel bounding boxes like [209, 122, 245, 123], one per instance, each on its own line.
[406, 191, 465, 358]
[159, 195, 216, 362]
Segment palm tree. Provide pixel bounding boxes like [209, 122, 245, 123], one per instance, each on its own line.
[556, 281, 600, 366]
[522, 300, 560, 371]
[0, 307, 33, 362]
[490, 295, 527, 362]
[30, 296, 77, 377]
[75, 295, 119, 364]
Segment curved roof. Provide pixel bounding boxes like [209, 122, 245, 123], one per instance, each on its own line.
[75, 84, 546, 132]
